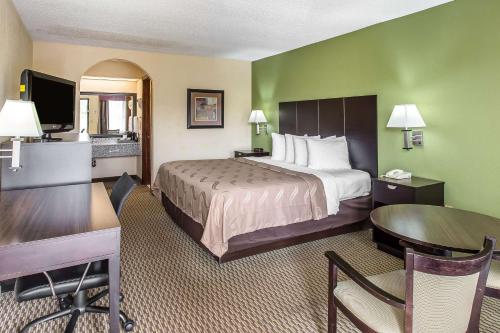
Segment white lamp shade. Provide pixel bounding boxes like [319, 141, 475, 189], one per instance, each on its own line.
[387, 104, 426, 129]
[248, 110, 267, 123]
[0, 100, 43, 137]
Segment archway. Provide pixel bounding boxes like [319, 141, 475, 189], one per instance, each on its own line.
[80, 59, 152, 186]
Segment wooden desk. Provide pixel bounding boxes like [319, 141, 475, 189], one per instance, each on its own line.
[0, 183, 121, 332]
[371, 204, 500, 257]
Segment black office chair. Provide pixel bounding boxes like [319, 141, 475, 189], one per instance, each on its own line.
[110, 172, 137, 216]
[14, 173, 137, 333]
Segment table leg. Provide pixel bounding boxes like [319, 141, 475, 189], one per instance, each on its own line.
[108, 254, 120, 333]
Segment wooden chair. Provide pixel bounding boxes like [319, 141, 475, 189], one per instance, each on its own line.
[485, 258, 500, 298]
[448, 247, 500, 300]
[325, 236, 495, 333]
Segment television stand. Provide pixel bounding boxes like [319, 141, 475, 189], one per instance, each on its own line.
[42, 133, 63, 142]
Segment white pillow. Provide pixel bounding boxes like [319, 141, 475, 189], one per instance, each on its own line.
[271, 133, 286, 161]
[285, 133, 295, 163]
[293, 136, 309, 166]
[284, 134, 298, 163]
[307, 136, 351, 170]
[294, 135, 336, 166]
[285, 134, 319, 163]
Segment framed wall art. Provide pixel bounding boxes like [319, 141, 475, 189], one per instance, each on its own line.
[187, 89, 224, 129]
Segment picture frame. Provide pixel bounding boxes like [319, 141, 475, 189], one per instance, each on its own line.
[187, 89, 224, 129]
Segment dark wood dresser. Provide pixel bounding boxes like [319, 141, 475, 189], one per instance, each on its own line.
[372, 176, 445, 257]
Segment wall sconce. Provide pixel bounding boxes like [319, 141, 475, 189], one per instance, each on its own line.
[387, 104, 426, 150]
[0, 100, 43, 171]
[248, 110, 267, 135]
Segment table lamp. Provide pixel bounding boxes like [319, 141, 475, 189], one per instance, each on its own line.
[0, 100, 43, 171]
[387, 104, 426, 150]
[248, 110, 267, 135]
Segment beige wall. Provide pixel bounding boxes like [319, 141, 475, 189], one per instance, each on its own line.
[80, 78, 139, 94]
[0, 0, 33, 143]
[85, 59, 145, 79]
[84, 95, 100, 134]
[33, 42, 252, 180]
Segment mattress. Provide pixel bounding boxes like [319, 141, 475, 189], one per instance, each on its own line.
[244, 156, 371, 215]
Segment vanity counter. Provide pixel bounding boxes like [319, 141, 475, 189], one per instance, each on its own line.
[92, 139, 141, 158]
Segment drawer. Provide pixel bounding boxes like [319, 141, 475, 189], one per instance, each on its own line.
[373, 181, 414, 204]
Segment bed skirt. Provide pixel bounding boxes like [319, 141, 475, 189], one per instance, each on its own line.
[161, 192, 372, 263]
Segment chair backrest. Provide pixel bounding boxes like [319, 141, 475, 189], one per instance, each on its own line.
[110, 172, 137, 216]
[404, 236, 495, 333]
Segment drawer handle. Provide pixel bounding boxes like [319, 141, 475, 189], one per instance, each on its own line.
[109, 149, 120, 153]
[387, 185, 397, 190]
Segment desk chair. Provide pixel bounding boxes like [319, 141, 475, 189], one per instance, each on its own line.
[15, 173, 137, 333]
[325, 236, 495, 333]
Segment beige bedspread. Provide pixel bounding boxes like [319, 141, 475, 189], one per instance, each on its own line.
[153, 158, 327, 257]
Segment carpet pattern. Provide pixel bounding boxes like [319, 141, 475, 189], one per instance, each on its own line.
[1, 185, 499, 332]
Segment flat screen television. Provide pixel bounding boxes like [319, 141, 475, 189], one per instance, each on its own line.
[20, 69, 76, 138]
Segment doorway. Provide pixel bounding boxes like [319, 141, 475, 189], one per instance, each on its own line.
[141, 77, 152, 186]
[80, 59, 152, 185]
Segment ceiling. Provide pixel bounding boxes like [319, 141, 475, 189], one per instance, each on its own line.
[13, 0, 452, 61]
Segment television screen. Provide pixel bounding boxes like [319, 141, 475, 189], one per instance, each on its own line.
[21, 70, 76, 133]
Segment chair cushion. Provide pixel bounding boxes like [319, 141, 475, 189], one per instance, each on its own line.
[487, 259, 500, 290]
[15, 262, 109, 302]
[454, 253, 500, 291]
[334, 270, 405, 333]
[412, 270, 479, 332]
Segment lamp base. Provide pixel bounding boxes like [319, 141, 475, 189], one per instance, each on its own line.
[8, 166, 22, 172]
[0, 138, 23, 171]
[10, 137, 23, 169]
[402, 129, 413, 150]
[42, 133, 63, 142]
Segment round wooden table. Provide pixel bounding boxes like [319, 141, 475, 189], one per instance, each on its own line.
[370, 204, 500, 255]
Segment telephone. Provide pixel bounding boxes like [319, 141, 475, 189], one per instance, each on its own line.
[384, 169, 412, 180]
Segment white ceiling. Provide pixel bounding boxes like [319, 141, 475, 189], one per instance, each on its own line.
[13, 0, 452, 61]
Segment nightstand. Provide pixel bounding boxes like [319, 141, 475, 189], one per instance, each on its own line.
[372, 176, 445, 257]
[234, 150, 270, 158]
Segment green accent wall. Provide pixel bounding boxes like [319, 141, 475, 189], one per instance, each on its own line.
[252, 0, 500, 218]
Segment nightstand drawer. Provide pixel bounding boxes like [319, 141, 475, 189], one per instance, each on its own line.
[373, 181, 414, 204]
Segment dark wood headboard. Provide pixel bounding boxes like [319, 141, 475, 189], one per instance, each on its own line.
[279, 95, 378, 177]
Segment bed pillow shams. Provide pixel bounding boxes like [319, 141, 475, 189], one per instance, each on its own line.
[307, 136, 351, 170]
[271, 133, 286, 161]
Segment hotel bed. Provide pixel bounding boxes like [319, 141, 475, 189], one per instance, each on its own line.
[154, 95, 378, 263]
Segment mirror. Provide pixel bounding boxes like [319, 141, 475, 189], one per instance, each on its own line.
[79, 93, 136, 135]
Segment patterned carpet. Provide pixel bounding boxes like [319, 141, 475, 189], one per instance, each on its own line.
[1, 185, 499, 332]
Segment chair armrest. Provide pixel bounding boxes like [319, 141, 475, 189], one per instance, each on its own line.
[325, 251, 405, 309]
